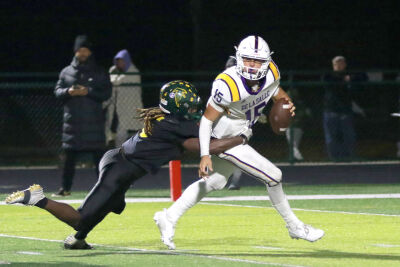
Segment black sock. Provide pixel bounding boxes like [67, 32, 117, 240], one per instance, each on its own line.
[74, 231, 88, 240]
[34, 198, 48, 209]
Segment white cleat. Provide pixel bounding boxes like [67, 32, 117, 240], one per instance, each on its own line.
[154, 209, 176, 250]
[287, 223, 324, 242]
[5, 184, 45, 206]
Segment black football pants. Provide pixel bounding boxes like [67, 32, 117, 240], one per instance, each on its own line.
[74, 148, 147, 240]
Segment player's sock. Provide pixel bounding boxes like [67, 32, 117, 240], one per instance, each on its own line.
[74, 231, 88, 240]
[267, 183, 302, 228]
[34, 197, 48, 209]
[166, 179, 213, 224]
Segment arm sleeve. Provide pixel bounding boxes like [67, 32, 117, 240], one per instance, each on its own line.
[199, 116, 213, 156]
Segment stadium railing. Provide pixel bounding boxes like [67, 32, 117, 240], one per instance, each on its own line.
[0, 70, 399, 167]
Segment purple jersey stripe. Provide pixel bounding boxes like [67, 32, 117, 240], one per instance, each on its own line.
[221, 152, 278, 183]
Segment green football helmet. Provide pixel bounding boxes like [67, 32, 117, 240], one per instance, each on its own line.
[159, 80, 203, 121]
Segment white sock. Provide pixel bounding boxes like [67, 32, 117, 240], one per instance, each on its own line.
[166, 179, 214, 225]
[267, 183, 302, 228]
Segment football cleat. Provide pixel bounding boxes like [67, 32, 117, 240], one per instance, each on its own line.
[154, 209, 176, 250]
[51, 188, 71, 197]
[287, 223, 324, 242]
[64, 234, 92, 250]
[5, 184, 45, 206]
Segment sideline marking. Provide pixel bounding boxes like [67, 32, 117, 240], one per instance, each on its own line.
[17, 251, 42, 255]
[371, 244, 400, 248]
[1, 160, 399, 170]
[254, 246, 283, 250]
[0, 234, 305, 267]
[1, 193, 400, 205]
[201, 202, 400, 217]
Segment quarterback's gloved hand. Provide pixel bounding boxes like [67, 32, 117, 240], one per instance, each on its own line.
[239, 127, 252, 144]
[258, 114, 268, 124]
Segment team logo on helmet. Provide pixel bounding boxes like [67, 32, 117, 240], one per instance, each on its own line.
[159, 80, 203, 121]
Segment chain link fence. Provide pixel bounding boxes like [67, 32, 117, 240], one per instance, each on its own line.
[0, 71, 399, 166]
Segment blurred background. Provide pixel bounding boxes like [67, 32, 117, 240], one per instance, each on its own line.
[0, 0, 399, 166]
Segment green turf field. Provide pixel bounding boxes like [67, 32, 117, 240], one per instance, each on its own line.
[1, 184, 400, 266]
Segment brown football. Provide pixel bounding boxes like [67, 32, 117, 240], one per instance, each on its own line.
[269, 98, 292, 135]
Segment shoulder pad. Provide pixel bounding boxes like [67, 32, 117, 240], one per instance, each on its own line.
[212, 72, 241, 105]
[268, 60, 280, 81]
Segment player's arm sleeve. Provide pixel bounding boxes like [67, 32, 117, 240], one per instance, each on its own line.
[199, 116, 213, 156]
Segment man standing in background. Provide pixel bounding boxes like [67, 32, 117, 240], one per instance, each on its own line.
[106, 49, 143, 147]
[323, 56, 367, 161]
[53, 35, 112, 196]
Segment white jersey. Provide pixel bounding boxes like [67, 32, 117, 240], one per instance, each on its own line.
[208, 61, 280, 138]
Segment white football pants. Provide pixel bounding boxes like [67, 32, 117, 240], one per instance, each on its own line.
[216, 144, 282, 186]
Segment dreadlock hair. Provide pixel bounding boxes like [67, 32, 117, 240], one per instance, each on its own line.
[137, 107, 165, 135]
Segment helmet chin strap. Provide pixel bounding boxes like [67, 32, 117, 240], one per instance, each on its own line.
[159, 105, 171, 114]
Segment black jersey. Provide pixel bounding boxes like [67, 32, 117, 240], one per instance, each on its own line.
[121, 114, 199, 173]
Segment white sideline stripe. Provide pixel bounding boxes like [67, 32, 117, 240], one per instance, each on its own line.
[254, 246, 283, 250]
[17, 251, 42, 255]
[1, 160, 399, 170]
[1, 193, 400, 205]
[201, 203, 400, 217]
[372, 244, 400, 248]
[0, 234, 305, 267]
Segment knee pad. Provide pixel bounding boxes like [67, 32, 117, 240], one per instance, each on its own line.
[206, 172, 228, 190]
[265, 167, 282, 187]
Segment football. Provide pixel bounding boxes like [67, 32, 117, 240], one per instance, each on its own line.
[269, 98, 292, 135]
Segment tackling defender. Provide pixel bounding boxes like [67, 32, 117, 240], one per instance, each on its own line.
[5, 81, 250, 249]
[154, 36, 324, 249]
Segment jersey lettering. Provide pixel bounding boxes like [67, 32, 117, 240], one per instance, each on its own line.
[245, 102, 267, 126]
[213, 89, 223, 103]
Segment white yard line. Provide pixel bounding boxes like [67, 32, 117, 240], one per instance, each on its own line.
[1, 193, 400, 206]
[0, 234, 306, 267]
[1, 160, 399, 170]
[200, 202, 400, 217]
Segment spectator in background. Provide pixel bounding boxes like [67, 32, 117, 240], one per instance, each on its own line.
[105, 49, 143, 147]
[53, 35, 112, 196]
[323, 56, 367, 161]
[285, 88, 311, 161]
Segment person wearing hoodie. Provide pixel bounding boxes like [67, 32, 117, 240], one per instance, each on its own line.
[105, 49, 143, 147]
[53, 35, 112, 196]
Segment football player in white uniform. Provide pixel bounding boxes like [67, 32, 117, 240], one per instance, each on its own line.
[154, 36, 324, 250]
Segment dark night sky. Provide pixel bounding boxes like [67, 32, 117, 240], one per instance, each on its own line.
[0, 0, 399, 73]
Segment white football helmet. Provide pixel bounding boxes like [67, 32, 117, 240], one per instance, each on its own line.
[235, 35, 273, 80]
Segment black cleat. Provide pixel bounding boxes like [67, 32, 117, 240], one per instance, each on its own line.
[64, 235, 93, 249]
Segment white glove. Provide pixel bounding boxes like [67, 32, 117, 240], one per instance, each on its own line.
[258, 114, 268, 124]
[239, 127, 252, 144]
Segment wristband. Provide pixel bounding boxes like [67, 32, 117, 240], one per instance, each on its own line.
[239, 134, 248, 144]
